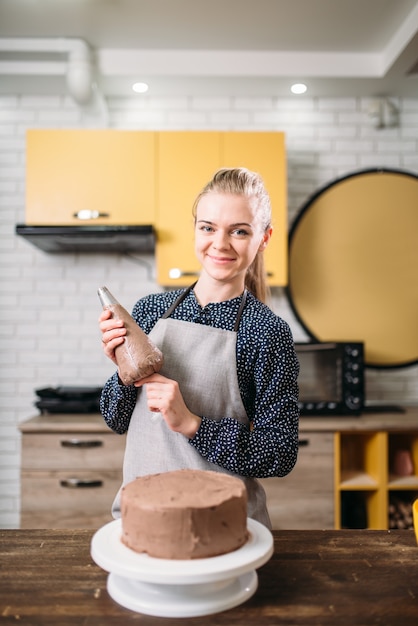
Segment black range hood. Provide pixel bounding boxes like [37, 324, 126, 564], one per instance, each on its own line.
[15, 224, 156, 254]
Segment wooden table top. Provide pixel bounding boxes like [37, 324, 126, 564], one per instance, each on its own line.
[1, 528, 417, 625]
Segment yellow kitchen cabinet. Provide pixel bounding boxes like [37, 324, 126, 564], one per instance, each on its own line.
[221, 132, 287, 287]
[156, 132, 221, 284]
[155, 131, 287, 287]
[25, 129, 156, 225]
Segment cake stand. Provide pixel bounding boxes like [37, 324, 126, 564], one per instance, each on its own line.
[91, 518, 274, 617]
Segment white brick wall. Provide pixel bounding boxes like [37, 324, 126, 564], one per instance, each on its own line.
[0, 93, 417, 528]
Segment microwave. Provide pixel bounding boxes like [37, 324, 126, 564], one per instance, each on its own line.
[294, 342, 364, 416]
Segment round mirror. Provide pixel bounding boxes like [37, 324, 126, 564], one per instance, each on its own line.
[287, 168, 418, 368]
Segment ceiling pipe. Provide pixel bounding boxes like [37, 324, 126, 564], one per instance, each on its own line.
[0, 37, 101, 106]
[66, 40, 94, 105]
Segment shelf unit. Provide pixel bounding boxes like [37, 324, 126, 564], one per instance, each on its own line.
[335, 430, 418, 529]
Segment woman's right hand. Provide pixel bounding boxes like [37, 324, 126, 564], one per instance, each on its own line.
[98, 309, 127, 364]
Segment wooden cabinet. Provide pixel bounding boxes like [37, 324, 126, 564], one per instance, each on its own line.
[260, 432, 334, 529]
[335, 428, 418, 529]
[155, 131, 287, 286]
[25, 129, 156, 226]
[20, 409, 418, 530]
[19, 415, 125, 529]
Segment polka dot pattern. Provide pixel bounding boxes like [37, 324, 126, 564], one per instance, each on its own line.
[100, 287, 299, 478]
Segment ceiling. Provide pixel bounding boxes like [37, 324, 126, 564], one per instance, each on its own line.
[1, 0, 418, 99]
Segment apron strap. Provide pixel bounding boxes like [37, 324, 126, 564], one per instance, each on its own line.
[161, 282, 197, 319]
[234, 289, 248, 332]
[161, 282, 248, 331]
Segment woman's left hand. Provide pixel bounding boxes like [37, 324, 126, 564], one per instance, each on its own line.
[135, 373, 201, 438]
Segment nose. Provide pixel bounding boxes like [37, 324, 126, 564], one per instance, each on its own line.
[212, 229, 230, 250]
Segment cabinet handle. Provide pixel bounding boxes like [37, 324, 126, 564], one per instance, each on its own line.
[60, 478, 103, 489]
[169, 268, 273, 280]
[298, 439, 310, 447]
[60, 439, 103, 448]
[168, 268, 200, 279]
[73, 210, 110, 220]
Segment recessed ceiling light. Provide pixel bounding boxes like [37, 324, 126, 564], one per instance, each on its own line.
[291, 83, 307, 95]
[132, 82, 149, 94]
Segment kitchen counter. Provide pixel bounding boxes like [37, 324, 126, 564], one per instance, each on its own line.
[19, 405, 418, 433]
[1, 528, 417, 625]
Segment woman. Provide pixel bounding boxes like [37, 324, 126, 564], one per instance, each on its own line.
[99, 167, 299, 528]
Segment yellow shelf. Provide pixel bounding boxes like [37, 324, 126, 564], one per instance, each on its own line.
[388, 476, 418, 489]
[335, 430, 418, 529]
[339, 472, 379, 490]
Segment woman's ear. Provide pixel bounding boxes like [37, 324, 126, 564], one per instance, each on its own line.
[259, 227, 273, 251]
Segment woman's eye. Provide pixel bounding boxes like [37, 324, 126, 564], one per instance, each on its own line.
[232, 228, 249, 237]
[199, 225, 214, 233]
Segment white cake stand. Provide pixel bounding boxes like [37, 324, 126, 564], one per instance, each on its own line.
[91, 518, 274, 618]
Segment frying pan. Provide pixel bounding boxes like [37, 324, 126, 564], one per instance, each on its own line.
[287, 168, 418, 368]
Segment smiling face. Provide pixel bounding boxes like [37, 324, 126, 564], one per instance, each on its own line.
[194, 191, 271, 290]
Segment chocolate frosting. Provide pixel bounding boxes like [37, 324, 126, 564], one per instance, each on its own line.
[120, 469, 249, 559]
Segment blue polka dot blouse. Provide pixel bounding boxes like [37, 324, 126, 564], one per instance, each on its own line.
[100, 287, 300, 479]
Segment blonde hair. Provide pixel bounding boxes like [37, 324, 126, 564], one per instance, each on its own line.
[193, 167, 272, 303]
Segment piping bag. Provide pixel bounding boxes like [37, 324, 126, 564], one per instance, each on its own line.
[98, 286, 164, 385]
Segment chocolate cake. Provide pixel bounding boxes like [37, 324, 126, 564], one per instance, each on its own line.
[120, 469, 249, 559]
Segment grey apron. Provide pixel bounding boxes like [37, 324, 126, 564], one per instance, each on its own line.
[112, 286, 271, 528]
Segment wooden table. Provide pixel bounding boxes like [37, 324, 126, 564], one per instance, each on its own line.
[1, 529, 417, 625]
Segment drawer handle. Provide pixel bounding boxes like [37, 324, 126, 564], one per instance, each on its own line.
[60, 439, 103, 448]
[298, 439, 310, 447]
[60, 478, 103, 489]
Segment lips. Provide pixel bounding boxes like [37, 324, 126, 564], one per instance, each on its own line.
[207, 254, 235, 264]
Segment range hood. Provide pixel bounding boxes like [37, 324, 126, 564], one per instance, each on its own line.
[15, 224, 156, 254]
